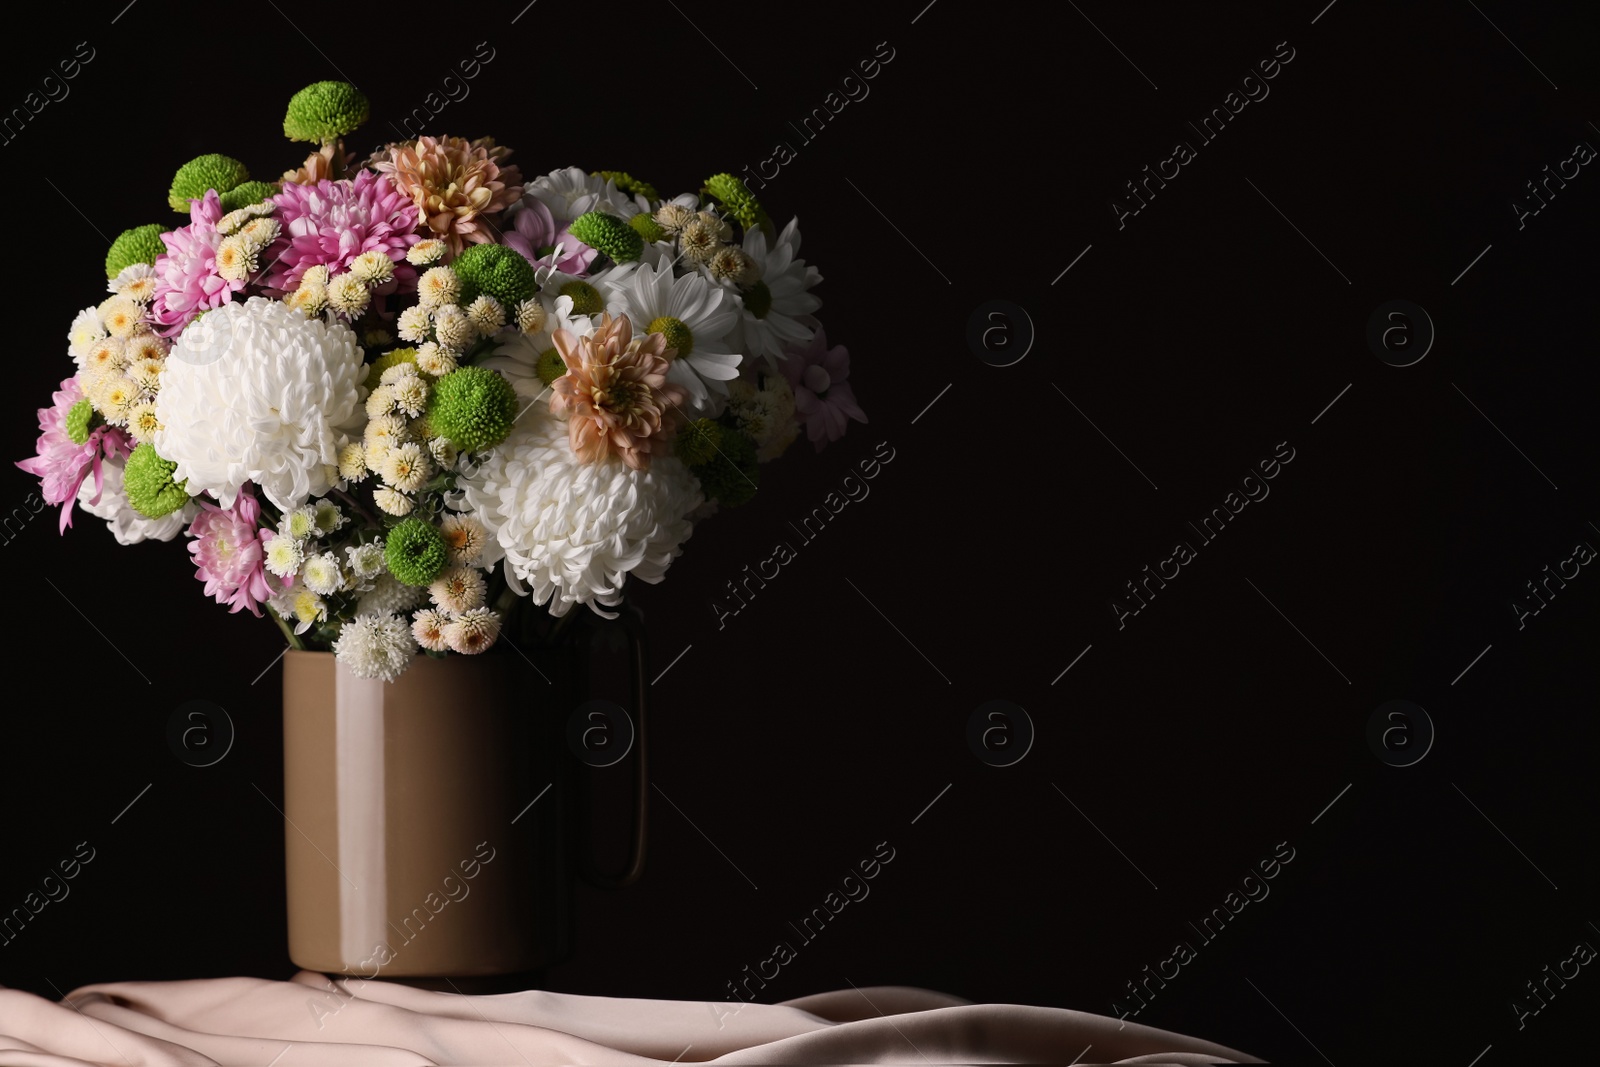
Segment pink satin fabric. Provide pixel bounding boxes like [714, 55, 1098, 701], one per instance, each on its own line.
[0, 973, 1258, 1064]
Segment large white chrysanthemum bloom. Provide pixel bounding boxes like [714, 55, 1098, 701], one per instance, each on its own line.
[154, 297, 367, 510]
[76, 458, 195, 546]
[457, 406, 703, 618]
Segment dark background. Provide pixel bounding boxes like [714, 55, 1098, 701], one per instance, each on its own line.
[2, 0, 1596, 1062]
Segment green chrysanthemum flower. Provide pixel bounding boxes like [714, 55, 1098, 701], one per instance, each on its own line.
[284, 81, 370, 143]
[105, 224, 166, 279]
[364, 348, 418, 390]
[740, 279, 773, 320]
[691, 425, 759, 506]
[629, 212, 665, 244]
[220, 181, 278, 212]
[64, 399, 96, 445]
[674, 418, 723, 466]
[646, 316, 694, 358]
[558, 280, 605, 316]
[703, 172, 767, 231]
[568, 212, 643, 264]
[594, 171, 659, 200]
[535, 348, 567, 386]
[168, 154, 250, 212]
[452, 242, 539, 307]
[384, 518, 450, 587]
[123, 443, 190, 519]
[428, 366, 518, 452]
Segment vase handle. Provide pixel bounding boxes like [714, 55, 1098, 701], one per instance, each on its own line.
[578, 604, 649, 889]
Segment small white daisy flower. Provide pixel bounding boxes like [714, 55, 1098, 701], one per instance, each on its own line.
[126, 401, 162, 443]
[466, 295, 506, 335]
[313, 500, 345, 535]
[397, 305, 431, 343]
[214, 236, 258, 283]
[98, 297, 143, 339]
[327, 273, 371, 317]
[407, 239, 447, 266]
[391, 375, 428, 418]
[373, 487, 415, 516]
[332, 612, 417, 681]
[302, 552, 345, 596]
[366, 385, 397, 418]
[337, 442, 369, 482]
[417, 266, 461, 308]
[428, 436, 458, 470]
[281, 505, 318, 542]
[412, 608, 451, 652]
[264, 534, 304, 578]
[432, 304, 475, 351]
[428, 567, 487, 614]
[439, 514, 487, 565]
[381, 441, 432, 493]
[444, 607, 501, 654]
[415, 341, 457, 377]
[290, 588, 327, 634]
[350, 250, 395, 286]
[346, 541, 386, 581]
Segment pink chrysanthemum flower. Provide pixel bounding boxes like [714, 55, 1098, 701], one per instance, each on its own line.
[263, 171, 420, 294]
[186, 483, 281, 616]
[150, 191, 240, 337]
[504, 197, 596, 276]
[16, 376, 132, 532]
[780, 326, 867, 451]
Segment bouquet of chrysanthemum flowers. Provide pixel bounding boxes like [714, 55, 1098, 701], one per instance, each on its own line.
[18, 82, 866, 680]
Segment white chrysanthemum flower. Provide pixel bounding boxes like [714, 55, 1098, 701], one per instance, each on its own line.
[366, 385, 398, 418]
[154, 297, 366, 510]
[287, 285, 328, 317]
[439, 513, 487, 565]
[109, 263, 158, 303]
[69, 307, 108, 360]
[466, 295, 506, 335]
[397, 305, 431, 343]
[313, 500, 345, 535]
[407, 239, 446, 266]
[290, 588, 327, 634]
[98, 297, 143, 339]
[444, 607, 501, 654]
[417, 266, 460, 308]
[654, 203, 694, 235]
[428, 566, 487, 613]
[381, 441, 431, 493]
[76, 457, 194, 545]
[302, 551, 345, 596]
[415, 342, 458, 377]
[355, 574, 426, 616]
[513, 298, 547, 334]
[327, 273, 371, 317]
[390, 376, 428, 418]
[126, 401, 162, 443]
[428, 436, 458, 470]
[600, 262, 743, 417]
[457, 405, 703, 617]
[411, 608, 451, 652]
[346, 541, 386, 581]
[432, 304, 475, 351]
[350, 250, 395, 286]
[281, 505, 318, 542]
[338, 441, 369, 482]
[725, 217, 821, 368]
[264, 534, 305, 578]
[374, 487, 415, 516]
[214, 236, 258, 283]
[333, 612, 417, 681]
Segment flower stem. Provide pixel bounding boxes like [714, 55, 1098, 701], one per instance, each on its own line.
[268, 606, 306, 651]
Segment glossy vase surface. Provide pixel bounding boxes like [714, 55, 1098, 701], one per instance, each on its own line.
[281, 648, 574, 978]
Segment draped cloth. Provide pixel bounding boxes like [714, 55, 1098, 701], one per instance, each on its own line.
[0, 972, 1260, 1065]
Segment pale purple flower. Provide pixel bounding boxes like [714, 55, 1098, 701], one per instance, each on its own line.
[15, 376, 132, 532]
[264, 171, 421, 293]
[150, 191, 238, 336]
[781, 326, 866, 450]
[187, 483, 280, 616]
[503, 197, 596, 276]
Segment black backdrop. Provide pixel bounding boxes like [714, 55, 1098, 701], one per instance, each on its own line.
[2, 1, 1596, 1062]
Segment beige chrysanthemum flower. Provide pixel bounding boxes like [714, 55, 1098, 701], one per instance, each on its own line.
[549, 314, 687, 471]
[375, 136, 523, 255]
